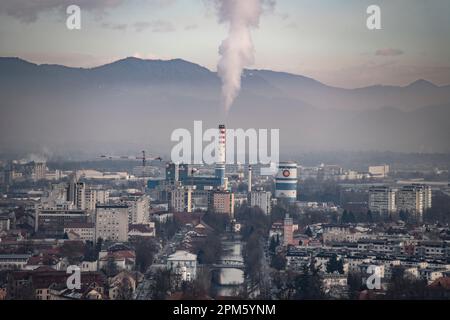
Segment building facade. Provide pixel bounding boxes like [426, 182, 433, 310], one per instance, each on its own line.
[275, 161, 298, 203]
[212, 191, 235, 217]
[95, 205, 129, 242]
[368, 186, 397, 215]
[249, 190, 272, 215]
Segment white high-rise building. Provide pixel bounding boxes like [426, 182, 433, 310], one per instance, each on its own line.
[168, 188, 192, 213]
[67, 175, 86, 210]
[84, 188, 97, 211]
[397, 185, 432, 220]
[368, 165, 390, 178]
[368, 186, 396, 215]
[95, 204, 129, 242]
[122, 195, 150, 224]
[249, 190, 272, 215]
[96, 190, 110, 204]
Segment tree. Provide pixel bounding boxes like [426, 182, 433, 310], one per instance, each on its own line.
[115, 278, 134, 300]
[341, 210, 349, 223]
[326, 254, 344, 274]
[83, 241, 98, 261]
[399, 210, 410, 222]
[135, 238, 158, 273]
[305, 226, 314, 238]
[270, 204, 287, 223]
[60, 241, 85, 265]
[367, 210, 373, 223]
[201, 212, 230, 234]
[95, 237, 103, 255]
[103, 256, 119, 277]
[347, 272, 364, 300]
[236, 206, 270, 240]
[349, 211, 356, 223]
[195, 233, 222, 265]
[272, 269, 297, 300]
[270, 253, 287, 271]
[243, 232, 263, 285]
[180, 267, 211, 299]
[152, 269, 172, 300]
[293, 261, 325, 300]
[424, 191, 450, 224]
[385, 267, 428, 299]
[269, 237, 277, 254]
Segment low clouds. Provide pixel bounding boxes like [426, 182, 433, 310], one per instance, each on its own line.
[375, 48, 404, 56]
[0, 0, 126, 23]
[101, 22, 128, 31]
[184, 24, 198, 31]
[134, 20, 175, 32]
[100, 20, 176, 33]
[0, 0, 177, 23]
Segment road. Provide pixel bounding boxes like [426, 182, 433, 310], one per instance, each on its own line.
[134, 226, 189, 300]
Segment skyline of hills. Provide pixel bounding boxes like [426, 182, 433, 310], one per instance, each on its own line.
[0, 56, 449, 157]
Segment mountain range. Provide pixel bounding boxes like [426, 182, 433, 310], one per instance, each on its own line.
[0, 57, 449, 156]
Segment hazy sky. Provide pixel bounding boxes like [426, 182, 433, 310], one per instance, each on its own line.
[0, 0, 449, 88]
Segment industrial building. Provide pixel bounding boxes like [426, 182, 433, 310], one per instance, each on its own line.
[275, 161, 298, 203]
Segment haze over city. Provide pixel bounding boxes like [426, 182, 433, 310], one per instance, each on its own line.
[1, 0, 450, 158]
[0, 0, 450, 309]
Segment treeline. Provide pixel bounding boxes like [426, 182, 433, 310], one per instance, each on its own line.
[424, 191, 450, 224]
[155, 218, 182, 241]
[236, 206, 271, 286]
[272, 259, 325, 300]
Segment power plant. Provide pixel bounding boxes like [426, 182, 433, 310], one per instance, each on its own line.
[165, 124, 228, 191]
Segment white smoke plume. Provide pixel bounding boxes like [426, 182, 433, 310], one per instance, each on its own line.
[214, 0, 274, 113]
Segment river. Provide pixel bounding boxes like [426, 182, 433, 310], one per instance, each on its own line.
[213, 239, 245, 297]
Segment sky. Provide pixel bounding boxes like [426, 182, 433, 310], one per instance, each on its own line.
[0, 0, 449, 88]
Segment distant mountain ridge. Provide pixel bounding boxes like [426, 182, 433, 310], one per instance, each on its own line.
[1, 56, 449, 110]
[0, 56, 449, 154]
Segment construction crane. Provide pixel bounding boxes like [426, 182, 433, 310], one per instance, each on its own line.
[99, 151, 162, 168]
[99, 151, 163, 192]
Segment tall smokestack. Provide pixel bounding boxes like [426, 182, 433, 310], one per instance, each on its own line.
[215, 124, 226, 188]
[247, 165, 252, 193]
[218, 124, 226, 164]
[215, 0, 273, 113]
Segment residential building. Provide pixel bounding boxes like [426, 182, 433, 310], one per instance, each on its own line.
[121, 194, 150, 224]
[212, 191, 235, 217]
[36, 209, 88, 238]
[168, 188, 192, 213]
[397, 184, 432, 220]
[0, 254, 31, 270]
[368, 165, 390, 178]
[249, 190, 272, 215]
[368, 186, 396, 215]
[283, 213, 294, 246]
[167, 250, 197, 282]
[95, 205, 129, 242]
[63, 222, 95, 242]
